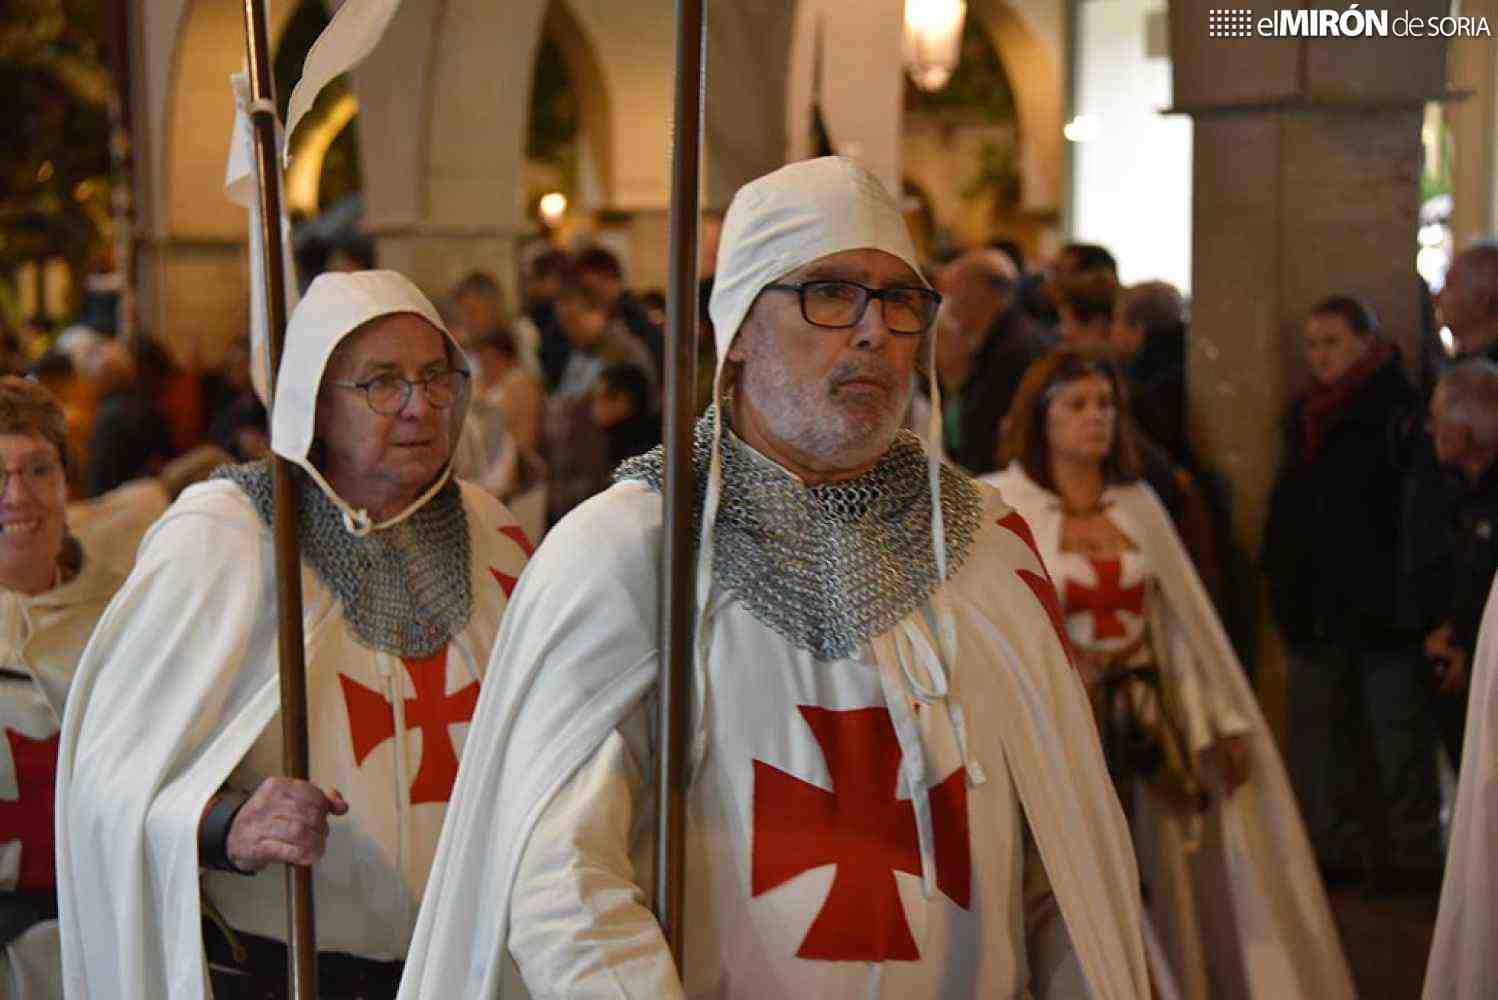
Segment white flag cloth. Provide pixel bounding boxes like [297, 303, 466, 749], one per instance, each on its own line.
[1425, 575, 1498, 998]
[224, 70, 298, 405]
[284, 0, 405, 158]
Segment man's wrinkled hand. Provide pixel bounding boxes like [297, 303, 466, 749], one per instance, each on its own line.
[226, 778, 349, 872]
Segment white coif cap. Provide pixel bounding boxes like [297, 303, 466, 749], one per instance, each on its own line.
[708, 155, 928, 387]
[270, 269, 467, 535]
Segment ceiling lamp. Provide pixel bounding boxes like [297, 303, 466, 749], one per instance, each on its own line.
[903, 0, 967, 92]
[537, 192, 568, 227]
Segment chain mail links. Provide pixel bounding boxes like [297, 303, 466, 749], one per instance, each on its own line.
[218, 461, 474, 659]
[615, 407, 982, 660]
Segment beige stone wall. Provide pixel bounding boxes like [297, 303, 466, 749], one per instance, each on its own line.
[901, 117, 1019, 250]
[1449, 0, 1498, 247]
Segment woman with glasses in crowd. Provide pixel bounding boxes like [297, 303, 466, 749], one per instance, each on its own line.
[986, 349, 1354, 1000]
[0, 376, 125, 999]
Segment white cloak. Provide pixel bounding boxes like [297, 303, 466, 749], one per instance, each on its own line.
[398, 478, 1149, 998]
[1425, 574, 1498, 998]
[54, 478, 526, 998]
[989, 466, 1354, 1000]
[0, 551, 121, 1000]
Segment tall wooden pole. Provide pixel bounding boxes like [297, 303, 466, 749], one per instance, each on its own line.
[240, 2, 317, 996]
[655, 0, 706, 968]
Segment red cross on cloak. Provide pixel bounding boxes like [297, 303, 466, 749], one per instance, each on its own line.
[751, 706, 971, 962]
[997, 511, 1076, 671]
[1063, 556, 1144, 641]
[0, 728, 60, 890]
[489, 523, 533, 598]
[337, 647, 479, 804]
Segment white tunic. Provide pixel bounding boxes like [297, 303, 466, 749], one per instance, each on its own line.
[54, 479, 528, 998]
[397, 479, 1151, 999]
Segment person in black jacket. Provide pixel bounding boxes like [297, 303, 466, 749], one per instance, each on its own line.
[1400, 358, 1498, 773]
[575, 246, 664, 377]
[936, 247, 1055, 476]
[1264, 295, 1441, 883]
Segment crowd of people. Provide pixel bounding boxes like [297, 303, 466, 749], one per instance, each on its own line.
[3, 154, 1498, 998]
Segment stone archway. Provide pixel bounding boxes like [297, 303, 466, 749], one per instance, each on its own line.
[969, 0, 1065, 215]
[139, 0, 299, 362]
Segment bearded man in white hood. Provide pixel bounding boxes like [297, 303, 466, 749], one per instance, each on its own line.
[398, 157, 1148, 999]
[54, 271, 531, 999]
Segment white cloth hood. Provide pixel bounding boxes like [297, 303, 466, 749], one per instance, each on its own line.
[708, 155, 928, 377]
[270, 269, 469, 534]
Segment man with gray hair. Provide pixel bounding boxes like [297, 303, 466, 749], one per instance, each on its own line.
[398, 157, 1149, 999]
[1437, 242, 1498, 362]
[936, 246, 1052, 475]
[1402, 358, 1498, 770]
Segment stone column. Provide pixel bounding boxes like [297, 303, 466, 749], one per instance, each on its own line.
[1449, 0, 1498, 245]
[1167, 1, 1452, 735]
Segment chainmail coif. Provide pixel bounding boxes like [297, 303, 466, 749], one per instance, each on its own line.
[217, 461, 473, 658]
[615, 406, 983, 660]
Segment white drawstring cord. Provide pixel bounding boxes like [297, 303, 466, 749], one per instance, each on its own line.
[688, 384, 729, 784]
[378, 658, 413, 923]
[878, 631, 936, 901]
[893, 618, 987, 788]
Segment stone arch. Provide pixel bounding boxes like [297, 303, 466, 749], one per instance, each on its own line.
[143, 0, 299, 361]
[784, 0, 907, 195]
[968, 0, 1065, 214]
[542, 1, 614, 210]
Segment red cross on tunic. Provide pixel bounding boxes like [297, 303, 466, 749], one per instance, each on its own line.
[1063, 556, 1144, 641]
[337, 647, 479, 804]
[751, 706, 971, 962]
[0, 728, 60, 890]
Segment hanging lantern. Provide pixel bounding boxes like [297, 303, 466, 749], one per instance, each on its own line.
[903, 0, 967, 93]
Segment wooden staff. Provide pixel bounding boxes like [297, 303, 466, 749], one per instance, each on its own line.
[240, 2, 317, 996]
[655, 0, 707, 967]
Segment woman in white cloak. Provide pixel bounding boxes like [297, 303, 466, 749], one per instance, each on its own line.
[0, 378, 124, 1000]
[985, 349, 1354, 1000]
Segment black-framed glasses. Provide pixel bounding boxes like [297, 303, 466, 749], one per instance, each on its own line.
[762, 280, 941, 335]
[328, 367, 469, 416]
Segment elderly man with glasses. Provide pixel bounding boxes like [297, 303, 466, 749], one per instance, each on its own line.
[400, 158, 1148, 1000]
[56, 271, 530, 1000]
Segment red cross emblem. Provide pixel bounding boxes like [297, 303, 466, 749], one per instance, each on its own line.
[0, 728, 60, 890]
[1063, 556, 1144, 641]
[998, 511, 1076, 670]
[337, 647, 479, 804]
[489, 523, 533, 598]
[751, 706, 970, 962]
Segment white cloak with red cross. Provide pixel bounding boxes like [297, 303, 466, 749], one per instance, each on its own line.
[991, 465, 1354, 1000]
[54, 477, 529, 999]
[0, 548, 120, 1000]
[398, 477, 1150, 999]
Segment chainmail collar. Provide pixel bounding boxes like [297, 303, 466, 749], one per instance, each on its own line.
[216, 460, 473, 658]
[615, 406, 982, 660]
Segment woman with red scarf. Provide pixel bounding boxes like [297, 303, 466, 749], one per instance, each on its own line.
[1263, 295, 1442, 889]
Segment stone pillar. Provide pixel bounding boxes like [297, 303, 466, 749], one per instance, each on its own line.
[1167, 2, 1452, 735]
[1449, 0, 1498, 246]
